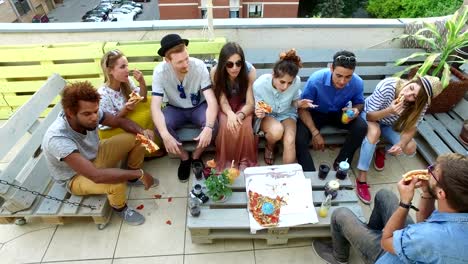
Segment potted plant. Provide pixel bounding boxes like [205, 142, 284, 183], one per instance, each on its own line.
[205, 169, 232, 202]
[395, 5, 468, 113]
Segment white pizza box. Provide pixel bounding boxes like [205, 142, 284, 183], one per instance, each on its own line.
[244, 164, 318, 233]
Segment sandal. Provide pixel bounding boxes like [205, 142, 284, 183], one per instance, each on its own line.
[264, 145, 275, 165]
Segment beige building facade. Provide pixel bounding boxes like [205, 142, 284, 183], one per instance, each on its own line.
[0, 0, 55, 23]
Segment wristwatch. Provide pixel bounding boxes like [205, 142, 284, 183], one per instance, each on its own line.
[399, 201, 419, 211]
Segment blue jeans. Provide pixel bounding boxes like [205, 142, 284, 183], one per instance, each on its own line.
[331, 189, 414, 264]
[357, 112, 416, 171]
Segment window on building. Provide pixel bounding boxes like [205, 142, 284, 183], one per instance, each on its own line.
[229, 0, 240, 18]
[230, 10, 239, 18]
[13, 0, 31, 16]
[248, 4, 262, 18]
[201, 8, 207, 18]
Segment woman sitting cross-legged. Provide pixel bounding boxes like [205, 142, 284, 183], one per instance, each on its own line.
[98, 49, 165, 157]
[211, 42, 258, 171]
[355, 75, 442, 204]
[253, 49, 315, 165]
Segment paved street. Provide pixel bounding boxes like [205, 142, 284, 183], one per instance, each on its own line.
[47, 0, 159, 22]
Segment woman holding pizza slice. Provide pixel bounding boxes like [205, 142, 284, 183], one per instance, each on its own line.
[211, 42, 258, 171]
[355, 75, 443, 204]
[97, 49, 164, 157]
[253, 49, 316, 165]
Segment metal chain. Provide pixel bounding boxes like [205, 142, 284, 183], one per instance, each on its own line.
[0, 179, 96, 210]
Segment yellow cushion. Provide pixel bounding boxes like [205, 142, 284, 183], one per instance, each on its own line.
[98, 97, 164, 156]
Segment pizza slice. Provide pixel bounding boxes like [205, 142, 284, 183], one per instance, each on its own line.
[129, 91, 144, 104]
[136, 133, 160, 153]
[248, 190, 284, 227]
[257, 101, 273, 113]
[402, 169, 429, 181]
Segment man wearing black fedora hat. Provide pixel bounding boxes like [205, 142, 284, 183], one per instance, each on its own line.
[151, 34, 218, 182]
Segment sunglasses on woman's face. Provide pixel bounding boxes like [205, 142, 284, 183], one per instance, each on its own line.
[226, 60, 243, 69]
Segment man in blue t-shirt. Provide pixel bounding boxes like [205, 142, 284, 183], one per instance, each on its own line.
[296, 50, 367, 171]
[313, 153, 468, 264]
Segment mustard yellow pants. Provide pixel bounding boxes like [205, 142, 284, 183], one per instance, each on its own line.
[68, 133, 145, 209]
[98, 97, 164, 157]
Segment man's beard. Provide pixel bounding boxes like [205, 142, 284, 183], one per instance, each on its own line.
[85, 126, 97, 131]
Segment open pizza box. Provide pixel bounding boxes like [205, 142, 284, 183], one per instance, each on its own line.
[244, 164, 318, 234]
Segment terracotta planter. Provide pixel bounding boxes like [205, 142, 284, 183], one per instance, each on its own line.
[409, 66, 468, 113]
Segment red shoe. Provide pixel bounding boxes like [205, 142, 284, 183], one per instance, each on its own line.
[374, 148, 385, 171]
[355, 179, 371, 204]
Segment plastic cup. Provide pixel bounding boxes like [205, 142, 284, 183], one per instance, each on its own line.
[318, 163, 330, 180]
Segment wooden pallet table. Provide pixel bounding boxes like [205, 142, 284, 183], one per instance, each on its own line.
[187, 171, 364, 245]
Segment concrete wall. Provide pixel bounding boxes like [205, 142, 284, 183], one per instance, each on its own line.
[0, 18, 406, 49]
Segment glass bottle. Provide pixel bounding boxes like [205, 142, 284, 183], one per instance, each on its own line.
[319, 194, 332, 218]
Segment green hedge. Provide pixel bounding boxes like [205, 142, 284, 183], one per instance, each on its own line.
[367, 0, 463, 18]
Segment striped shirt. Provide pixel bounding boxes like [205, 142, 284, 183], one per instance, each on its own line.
[364, 77, 426, 126]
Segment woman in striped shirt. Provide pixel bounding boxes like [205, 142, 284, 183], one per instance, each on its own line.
[355, 75, 442, 204]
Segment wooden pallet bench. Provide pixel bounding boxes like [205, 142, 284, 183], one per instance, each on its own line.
[416, 98, 468, 164]
[245, 48, 426, 145]
[0, 38, 227, 120]
[0, 43, 104, 119]
[0, 74, 111, 227]
[177, 48, 426, 146]
[187, 170, 364, 245]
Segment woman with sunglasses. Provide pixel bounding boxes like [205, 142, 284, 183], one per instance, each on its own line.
[98, 49, 164, 156]
[254, 49, 315, 165]
[211, 42, 257, 170]
[355, 75, 443, 204]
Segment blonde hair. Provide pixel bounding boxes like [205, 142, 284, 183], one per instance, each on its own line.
[100, 49, 132, 101]
[393, 78, 428, 132]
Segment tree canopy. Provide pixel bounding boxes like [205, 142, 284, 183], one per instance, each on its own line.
[367, 0, 463, 18]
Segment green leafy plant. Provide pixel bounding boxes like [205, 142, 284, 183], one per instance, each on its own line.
[395, 6, 468, 88]
[205, 169, 232, 201]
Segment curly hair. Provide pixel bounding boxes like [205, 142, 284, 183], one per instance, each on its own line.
[61, 81, 100, 114]
[273, 49, 303, 78]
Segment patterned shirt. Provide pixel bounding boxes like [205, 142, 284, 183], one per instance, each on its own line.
[364, 78, 426, 126]
[97, 77, 139, 115]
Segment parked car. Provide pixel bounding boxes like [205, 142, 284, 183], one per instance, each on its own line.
[82, 16, 104, 22]
[133, 0, 150, 2]
[82, 10, 108, 21]
[93, 6, 111, 14]
[121, 4, 142, 14]
[122, 1, 143, 8]
[111, 8, 137, 19]
[98, 3, 114, 10]
[108, 12, 134, 22]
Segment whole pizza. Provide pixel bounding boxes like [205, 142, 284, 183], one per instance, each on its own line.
[248, 190, 285, 227]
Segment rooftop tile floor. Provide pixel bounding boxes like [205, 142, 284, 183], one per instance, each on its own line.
[0, 146, 428, 264]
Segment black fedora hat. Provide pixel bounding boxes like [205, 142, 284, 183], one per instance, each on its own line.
[157, 34, 189, 57]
